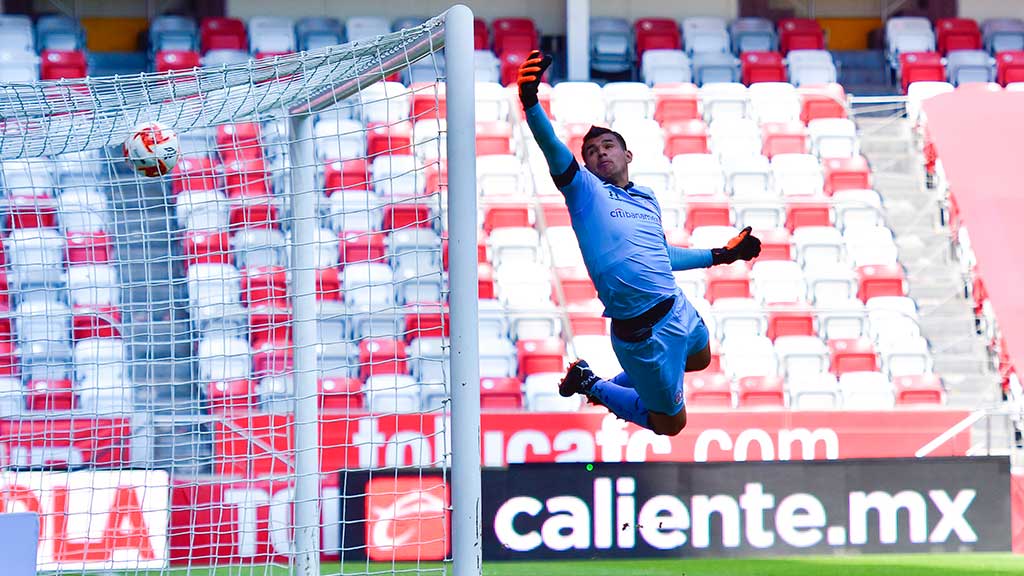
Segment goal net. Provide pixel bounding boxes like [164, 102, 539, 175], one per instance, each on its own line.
[0, 7, 479, 576]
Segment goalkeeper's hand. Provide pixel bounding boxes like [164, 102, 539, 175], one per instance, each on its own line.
[711, 226, 762, 265]
[517, 50, 552, 109]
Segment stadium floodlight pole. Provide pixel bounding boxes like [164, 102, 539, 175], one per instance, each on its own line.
[445, 4, 483, 576]
[288, 111, 321, 576]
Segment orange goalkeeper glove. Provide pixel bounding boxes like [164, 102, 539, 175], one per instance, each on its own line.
[711, 226, 762, 265]
[517, 50, 552, 109]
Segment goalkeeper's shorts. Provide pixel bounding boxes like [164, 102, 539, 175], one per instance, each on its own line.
[609, 292, 709, 416]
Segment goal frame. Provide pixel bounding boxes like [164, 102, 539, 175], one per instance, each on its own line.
[285, 5, 480, 575]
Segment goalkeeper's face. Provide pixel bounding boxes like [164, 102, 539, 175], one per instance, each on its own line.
[582, 134, 632, 188]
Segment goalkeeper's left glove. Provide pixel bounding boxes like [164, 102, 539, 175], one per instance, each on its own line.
[711, 226, 762, 265]
[517, 50, 552, 109]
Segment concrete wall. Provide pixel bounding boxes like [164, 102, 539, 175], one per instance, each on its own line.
[959, 0, 1024, 21]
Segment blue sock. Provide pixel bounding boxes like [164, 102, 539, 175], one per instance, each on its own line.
[588, 379, 651, 430]
[610, 372, 635, 388]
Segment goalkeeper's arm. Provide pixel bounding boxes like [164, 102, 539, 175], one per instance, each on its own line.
[517, 51, 575, 182]
[666, 227, 762, 270]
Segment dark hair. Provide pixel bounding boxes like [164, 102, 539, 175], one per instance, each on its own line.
[581, 125, 628, 157]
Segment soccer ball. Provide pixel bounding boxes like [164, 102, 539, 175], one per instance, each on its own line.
[123, 121, 179, 177]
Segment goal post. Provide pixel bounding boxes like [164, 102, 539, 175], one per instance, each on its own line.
[0, 4, 479, 576]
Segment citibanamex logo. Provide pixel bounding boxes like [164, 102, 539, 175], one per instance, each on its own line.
[365, 476, 449, 561]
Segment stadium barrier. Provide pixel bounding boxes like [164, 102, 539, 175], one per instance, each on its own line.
[478, 458, 1010, 559]
[1014, 473, 1024, 554]
[210, 410, 972, 476]
[0, 470, 171, 571]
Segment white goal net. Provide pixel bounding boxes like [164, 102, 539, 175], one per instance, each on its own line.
[0, 7, 479, 576]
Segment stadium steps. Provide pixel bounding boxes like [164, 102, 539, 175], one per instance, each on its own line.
[855, 116, 1000, 408]
[108, 164, 198, 412]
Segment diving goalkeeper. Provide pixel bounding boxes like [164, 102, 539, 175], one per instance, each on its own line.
[518, 51, 761, 436]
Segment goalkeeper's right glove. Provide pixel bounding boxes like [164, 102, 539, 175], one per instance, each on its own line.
[517, 50, 552, 109]
[711, 226, 762, 266]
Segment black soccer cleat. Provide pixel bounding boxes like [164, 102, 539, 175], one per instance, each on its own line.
[559, 359, 601, 398]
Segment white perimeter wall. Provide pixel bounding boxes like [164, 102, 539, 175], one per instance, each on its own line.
[226, 0, 736, 33]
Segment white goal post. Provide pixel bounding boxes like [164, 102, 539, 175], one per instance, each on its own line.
[0, 4, 479, 576]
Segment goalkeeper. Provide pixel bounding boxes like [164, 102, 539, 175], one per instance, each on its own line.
[517, 51, 761, 436]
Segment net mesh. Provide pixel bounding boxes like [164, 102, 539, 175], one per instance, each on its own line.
[0, 14, 455, 576]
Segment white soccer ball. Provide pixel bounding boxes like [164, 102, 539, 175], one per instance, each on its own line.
[123, 121, 179, 177]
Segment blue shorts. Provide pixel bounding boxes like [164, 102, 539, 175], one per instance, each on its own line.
[609, 294, 710, 416]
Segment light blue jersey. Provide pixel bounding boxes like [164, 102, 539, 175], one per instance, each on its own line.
[562, 168, 678, 320]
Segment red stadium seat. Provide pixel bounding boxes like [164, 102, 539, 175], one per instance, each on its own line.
[753, 228, 792, 260]
[382, 203, 433, 231]
[229, 199, 278, 231]
[567, 299, 608, 336]
[66, 231, 111, 264]
[899, 52, 946, 93]
[183, 231, 230, 269]
[483, 198, 531, 232]
[822, 156, 871, 195]
[500, 51, 533, 87]
[778, 18, 824, 54]
[26, 379, 75, 411]
[555, 266, 598, 305]
[856, 264, 906, 302]
[410, 82, 447, 119]
[40, 50, 87, 80]
[828, 337, 878, 375]
[516, 338, 565, 379]
[785, 199, 831, 231]
[766, 303, 816, 340]
[252, 344, 291, 378]
[798, 83, 847, 124]
[478, 230, 488, 261]
[476, 121, 513, 155]
[241, 266, 288, 308]
[741, 51, 786, 85]
[705, 263, 751, 302]
[217, 122, 262, 161]
[474, 18, 489, 50]
[317, 267, 341, 301]
[171, 156, 220, 194]
[404, 304, 449, 342]
[685, 372, 733, 408]
[366, 122, 413, 157]
[223, 157, 270, 198]
[319, 377, 364, 412]
[323, 158, 370, 194]
[653, 83, 700, 123]
[539, 199, 571, 226]
[635, 18, 682, 58]
[339, 231, 386, 266]
[563, 122, 602, 161]
[359, 338, 408, 380]
[72, 305, 121, 340]
[206, 380, 256, 413]
[478, 262, 495, 299]
[707, 340, 723, 373]
[0, 341, 17, 376]
[492, 18, 538, 55]
[0, 272, 8, 308]
[155, 50, 200, 73]
[480, 376, 524, 410]
[736, 375, 786, 408]
[663, 119, 709, 156]
[249, 307, 291, 349]
[9, 194, 57, 230]
[200, 17, 247, 53]
[761, 121, 808, 158]
[684, 196, 730, 231]
[997, 51, 1024, 86]
[936, 18, 982, 54]
[893, 374, 944, 405]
